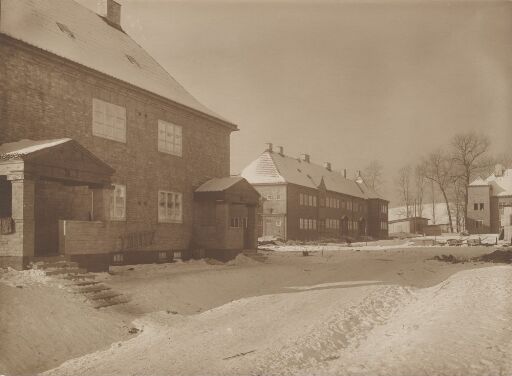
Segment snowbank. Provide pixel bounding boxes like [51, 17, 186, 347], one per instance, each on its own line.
[0, 267, 48, 287]
[43, 266, 512, 376]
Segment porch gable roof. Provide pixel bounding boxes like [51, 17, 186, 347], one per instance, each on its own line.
[0, 139, 114, 186]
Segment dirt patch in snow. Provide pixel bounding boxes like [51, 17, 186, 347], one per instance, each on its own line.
[477, 249, 512, 264]
[431, 249, 512, 265]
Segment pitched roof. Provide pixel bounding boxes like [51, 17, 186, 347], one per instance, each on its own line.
[0, 0, 236, 129]
[469, 177, 488, 186]
[485, 169, 512, 197]
[469, 169, 512, 196]
[195, 176, 245, 193]
[0, 138, 71, 158]
[241, 151, 387, 200]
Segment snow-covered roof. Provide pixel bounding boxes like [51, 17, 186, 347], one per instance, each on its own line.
[469, 169, 512, 197]
[485, 170, 512, 197]
[0, 0, 236, 129]
[469, 177, 488, 187]
[241, 151, 386, 200]
[0, 138, 71, 157]
[195, 176, 245, 193]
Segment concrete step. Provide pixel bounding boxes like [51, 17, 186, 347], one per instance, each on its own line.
[73, 280, 100, 287]
[60, 273, 96, 281]
[88, 291, 122, 301]
[93, 296, 129, 309]
[76, 284, 110, 294]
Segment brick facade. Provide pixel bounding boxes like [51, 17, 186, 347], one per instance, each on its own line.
[0, 35, 235, 268]
[467, 185, 492, 234]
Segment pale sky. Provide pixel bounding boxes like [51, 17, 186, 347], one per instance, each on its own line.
[80, 0, 512, 202]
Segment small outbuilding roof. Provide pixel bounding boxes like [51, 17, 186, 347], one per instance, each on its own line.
[0, 138, 114, 186]
[195, 176, 246, 193]
[0, 138, 71, 157]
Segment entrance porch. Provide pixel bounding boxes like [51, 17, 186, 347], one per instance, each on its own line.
[193, 177, 260, 261]
[0, 139, 114, 269]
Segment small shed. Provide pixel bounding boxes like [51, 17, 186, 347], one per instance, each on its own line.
[388, 217, 429, 235]
[193, 176, 260, 260]
[423, 225, 443, 237]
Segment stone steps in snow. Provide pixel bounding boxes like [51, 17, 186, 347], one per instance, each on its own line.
[93, 296, 129, 309]
[88, 290, 122, 301]
[75, 284, 111, 294]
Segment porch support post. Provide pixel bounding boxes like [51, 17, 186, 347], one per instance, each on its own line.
[247, 205, 257, 249]
[7, 174, 36, 258]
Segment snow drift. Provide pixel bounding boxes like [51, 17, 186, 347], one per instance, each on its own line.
[44, 266, 512, 376]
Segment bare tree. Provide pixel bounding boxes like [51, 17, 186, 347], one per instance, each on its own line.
[413, 165, 426, 218]
[450, 132, 490, 231]
[421, 150, 455, 233]
[362, 160, 384, 193]
[396, 165, 413, 218]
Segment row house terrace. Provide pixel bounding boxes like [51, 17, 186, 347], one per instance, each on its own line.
[242, 144, 389, 242]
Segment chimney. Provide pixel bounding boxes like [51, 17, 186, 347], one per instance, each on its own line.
[355, 170, 363, 184]
[324, 162, 332, 171]
[300, 154, 310, 163]
[495, 164, 505, 177]
[343, 169, 347, 178]
[277, 146, 284, 155]
[265, 142, 273, 152]
[97, 0, 122, 30]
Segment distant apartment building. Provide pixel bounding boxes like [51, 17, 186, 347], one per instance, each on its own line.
[467, 164, 512, 234]
[241, 144, 389, 241]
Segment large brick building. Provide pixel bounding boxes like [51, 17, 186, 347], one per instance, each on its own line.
[0, 0, 259, 270]
[467, 164, 512, 235]
[241, 144, 389, 241]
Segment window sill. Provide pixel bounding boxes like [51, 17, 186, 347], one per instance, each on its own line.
[157, 149, 183, 158]
[110, 218, 126, 222]
[158, 219, 183, 224]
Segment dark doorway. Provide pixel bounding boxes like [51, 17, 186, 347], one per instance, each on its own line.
[0, 178, 12, 218]
[34, 181, 60, 256]
[359, 218, 366, 236]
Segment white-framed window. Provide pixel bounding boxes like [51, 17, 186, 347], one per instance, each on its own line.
[300, 218, 304, 229]
[276, 219, 282, 227]
[158, 191, 183, 223]
[113, 253, 124, 263]
[267, 193, 274, 201]
[92, 98, 126, 143]
[158, 120, 183, 156]
[276, 191, 282, 200]
[158, 251, 168, 260]
[299, 193, 304, 206]
[110, 184, 126, 220]
[230, 217, 240, 228]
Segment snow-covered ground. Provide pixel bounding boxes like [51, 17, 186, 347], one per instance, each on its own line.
[261, 234, 502, 252]
[43, 266, 512, 376]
